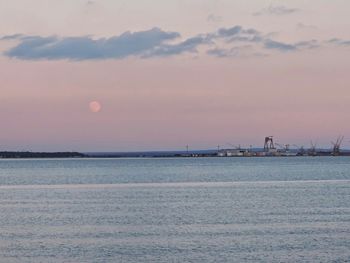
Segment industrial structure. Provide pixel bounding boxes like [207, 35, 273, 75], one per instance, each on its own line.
[332, 136, 344, 156]
[216, 135, 349, 157]
[264, 136, 275, 152]
[308, 141, 317, 156]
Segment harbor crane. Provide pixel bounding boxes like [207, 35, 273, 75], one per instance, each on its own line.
[332, 136, 344, 156]
[264, 136, 275, 151]
[308, 141, 317, 156]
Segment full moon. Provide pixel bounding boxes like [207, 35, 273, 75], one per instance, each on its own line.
[89, 101, 102, 113]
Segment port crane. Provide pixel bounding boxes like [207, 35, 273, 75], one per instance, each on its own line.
[264, 136, 275, 151]
[308, 141, 317, 156]
[332, 136, 344, 156]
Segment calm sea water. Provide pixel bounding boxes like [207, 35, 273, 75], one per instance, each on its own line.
[0, 157, 349, 262]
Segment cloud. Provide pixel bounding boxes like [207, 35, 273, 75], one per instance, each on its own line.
[296, 23, 317, 30]
[295, 40, 319, 49]
[0, 34, 23, 40]
[207, 46, 259, 58]
[217, 26, 242, 37]
[264, 39, 297, 52]
[254, 5, 299, 16]
[211, 26, 263, 44]
[263, 39, 320, 52]
[4, 28, 180, 60]
[327, 38, 350, 46]
[1, 25, 327, 61]
[207, 48, 239, 58]
[145, 35, 211, 57]
[213, 26, 302, 53]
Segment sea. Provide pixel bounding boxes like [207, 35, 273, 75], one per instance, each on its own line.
[0, 157, 349, 262]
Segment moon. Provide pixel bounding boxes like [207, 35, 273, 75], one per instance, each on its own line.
[89, 101, 102, 113]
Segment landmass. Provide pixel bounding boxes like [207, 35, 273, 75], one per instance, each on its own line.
[0, 151, 86, 159]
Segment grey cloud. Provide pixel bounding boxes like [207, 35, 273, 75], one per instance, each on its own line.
[227, 33, 263, 43]
[296, 23, 317, 30]
[327, 38, 350, 46]
[0, 34, 23, 40]
[207, 48, 224, 57]
[264, 39, 297, 52]
[1, 25, 328, 61]
[339, 40, 350, 45]
[207, 47, 243, 58]
[263, 39, 320, 52]
[328, 38, 341, 44]
[254, 5, 299, 16]
[295, 40, 319, 49]
[4, 28, 180, 60]
[215, 26, 262, 43]
[217, 26, 242, 37]
[207, 46, 268, 58]
[145, 35, 211, 57]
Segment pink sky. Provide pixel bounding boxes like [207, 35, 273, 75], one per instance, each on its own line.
[0, 0, 349, 151]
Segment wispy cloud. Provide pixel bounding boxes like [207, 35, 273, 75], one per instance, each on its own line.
[296, 23, 317, 30]
[263, 39, 319, 52]
[327, 38, 350, 46]
[144, 35, 211, 57]
[264, 39, 297, 51]
[1, 25, 327, 61]
[295, 40, 319, 49]
[254, 5, 299, 16]
[207, 45, 262, 58]
[207, 47, 240, 58]
[0, 34, 23, 40]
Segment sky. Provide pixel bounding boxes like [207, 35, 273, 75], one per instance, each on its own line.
[0, 0, 349, 152]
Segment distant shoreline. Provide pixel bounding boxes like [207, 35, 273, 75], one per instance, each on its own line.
[1, 149, 350, 159]
[0, 151, 85, 159]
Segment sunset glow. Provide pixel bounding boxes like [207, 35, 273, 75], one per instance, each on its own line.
[0, 0, 349, 151]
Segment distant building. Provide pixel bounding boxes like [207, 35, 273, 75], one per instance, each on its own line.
[217, 149, 244, 157]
